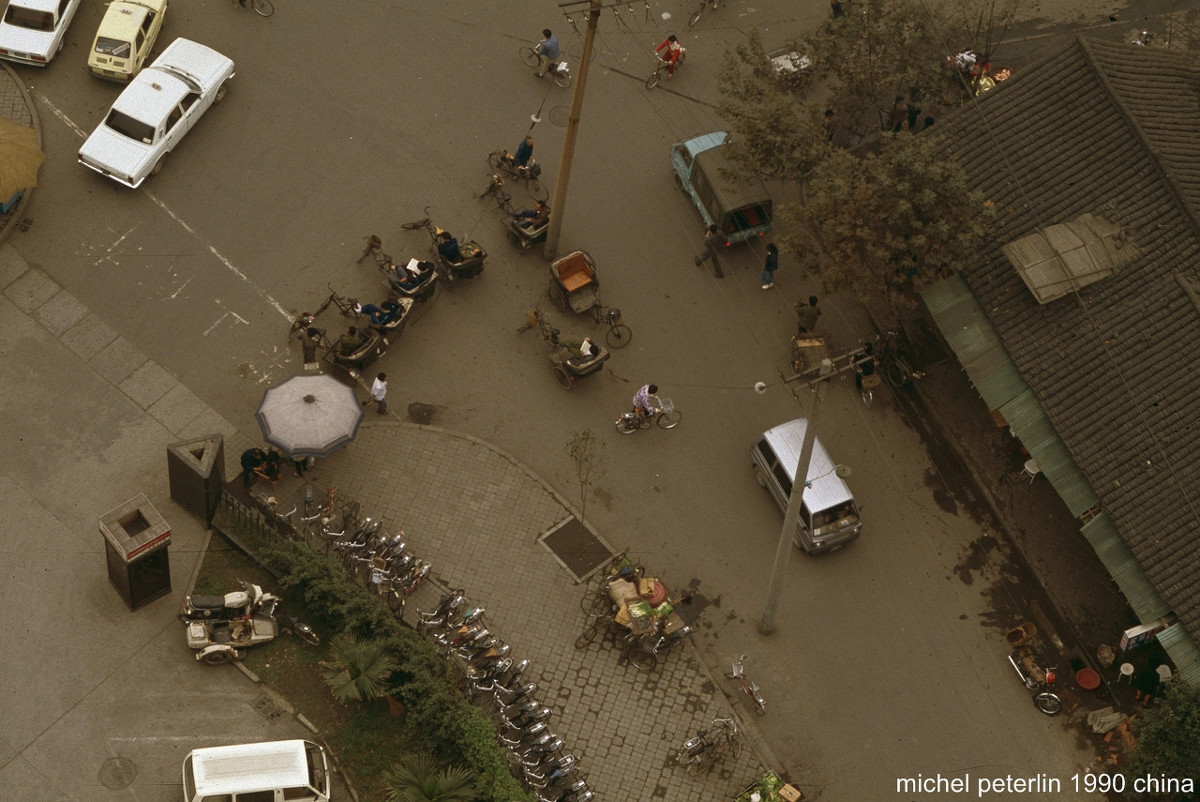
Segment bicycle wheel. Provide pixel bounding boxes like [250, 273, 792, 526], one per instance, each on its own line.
[388, 589, 405, 613]
[580, 590, 612, 617]
[251, 0, 273, 16]
[646, 68, 661, 90]
[552, 69, 573, 89]
[605, 323, 632, 349]
[487, 151, 505, 172]
[552, 364, 574, 390]
[526, 179, 549, 202]
[657, 409, 682, 429]
[689, 2, 704, 26]
[883, 359, 911, 388]
[519, 45, 539, 67]
[685, 754, 707, 775]
[729, 732, 743, 759]
[615, 417, 637, 435]
[574, 621, 601, 649]
[628, 645, 658, 672]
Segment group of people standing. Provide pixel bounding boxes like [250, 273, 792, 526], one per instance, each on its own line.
[694, 232, 822, 333]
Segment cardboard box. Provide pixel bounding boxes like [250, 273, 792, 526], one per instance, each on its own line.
[780, 784, 803, 802]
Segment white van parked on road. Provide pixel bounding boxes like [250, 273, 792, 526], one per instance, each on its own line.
[751, 418, 862, 553]
[182, 739, 331, 802]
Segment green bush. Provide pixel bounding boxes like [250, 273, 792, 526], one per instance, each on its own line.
[255, 538, 532, 802]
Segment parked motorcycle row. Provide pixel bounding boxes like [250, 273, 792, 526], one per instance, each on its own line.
[415, 591, 594, 802]
[180, 579, 319, 666]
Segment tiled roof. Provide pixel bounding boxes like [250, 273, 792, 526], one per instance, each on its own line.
[938, 37, 1200, 645]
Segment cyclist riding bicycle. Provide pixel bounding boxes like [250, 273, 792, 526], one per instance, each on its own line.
[534, 29, 561, 77]
[633, 383, 660, 417]
[654, 35, 685, 78]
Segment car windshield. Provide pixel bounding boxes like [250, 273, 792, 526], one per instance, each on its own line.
[95, 37, 132, 57]
[104, 109, 155, 144]
[4, 5, 53, 30]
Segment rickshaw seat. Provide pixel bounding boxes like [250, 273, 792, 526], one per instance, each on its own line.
[560, 272, 592, 292]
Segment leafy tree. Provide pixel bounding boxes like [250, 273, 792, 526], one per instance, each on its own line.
[384, 754, 477, 802]
[718, 4, 999, 309]
[786, 134, 995, 304]
[1126, 681, 1200, 800]
[321, 634, 399, 702]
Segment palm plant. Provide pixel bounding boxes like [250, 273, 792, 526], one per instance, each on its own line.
[320, 634, 398, 702]
[383, 753, 477, 802]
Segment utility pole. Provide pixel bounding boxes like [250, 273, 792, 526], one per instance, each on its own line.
[760, 358, 833, 635]
[543, 0, 601, 260]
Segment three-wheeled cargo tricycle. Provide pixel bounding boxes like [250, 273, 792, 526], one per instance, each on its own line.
[524, 308, 610, 390]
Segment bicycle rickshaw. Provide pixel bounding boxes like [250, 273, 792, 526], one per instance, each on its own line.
[503, 213, 549, 251]
[400, 215, 488, 282]
[524, 309, 609, 390]
[359, 235, 439, 302]
[290, 286, 395, 379]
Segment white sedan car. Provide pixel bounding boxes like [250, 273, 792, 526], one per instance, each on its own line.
[78, 37, 234, 188]
[0, 0, 82, 66]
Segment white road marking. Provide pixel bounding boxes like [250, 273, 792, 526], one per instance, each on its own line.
[39, 96, 292, 322]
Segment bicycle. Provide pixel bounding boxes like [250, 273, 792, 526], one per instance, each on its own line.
[725, 654, 766, 715]
[487, 150, 548, 201]
[615, 396, 682, 434]
[878, 330, 925, 388]
[233, 0, 273, 18]
[287, 284, 360, 340]
[591, 305, 632, 349]
[674, 717, 741, 774]
[646, 49, 685, 89]
[688, 0, 719, 27]
[479, 174, 517, 216]
[519, 42, 573, 88]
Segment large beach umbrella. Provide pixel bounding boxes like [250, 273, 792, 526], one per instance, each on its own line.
[255, 374, 363, 458]
[0, 118, 45, 200]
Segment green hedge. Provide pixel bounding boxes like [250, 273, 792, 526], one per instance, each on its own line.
[258, 538, 532, 802]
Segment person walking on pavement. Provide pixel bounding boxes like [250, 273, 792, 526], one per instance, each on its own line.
[795, 295, 822, 332]
[240, 447, 265, 489]
[363, 372, 388, 415]
[694, 225, 724, 277]
[760, 243, 779, 289]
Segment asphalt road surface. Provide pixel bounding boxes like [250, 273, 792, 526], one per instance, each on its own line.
[9, 0, 1139, 798]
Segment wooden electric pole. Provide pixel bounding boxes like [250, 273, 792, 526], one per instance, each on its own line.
[544, 0, 601, 260]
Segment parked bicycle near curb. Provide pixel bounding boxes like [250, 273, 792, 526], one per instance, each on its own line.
[726, 654, 767, 715]
[877, 329, 925, 388]
[674, 717, 742, 774]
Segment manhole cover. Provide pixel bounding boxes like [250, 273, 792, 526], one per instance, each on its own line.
[540, 518, 612, 582]
[408, 402, 435, 425]
[252, 691, 287, 721]
[98, 756, 138, 790]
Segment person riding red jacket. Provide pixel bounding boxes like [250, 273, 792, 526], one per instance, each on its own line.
[655, 35, 684, 76]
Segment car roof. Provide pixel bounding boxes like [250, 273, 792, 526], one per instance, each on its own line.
[96, 0, 159, 39]
[112, 69, 190, 121]
[762, 418, 855, 509]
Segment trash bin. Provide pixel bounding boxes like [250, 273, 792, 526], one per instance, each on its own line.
[100, 494, 172, 611]
[167, 434, 225, 527]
